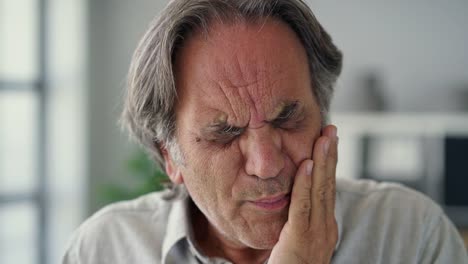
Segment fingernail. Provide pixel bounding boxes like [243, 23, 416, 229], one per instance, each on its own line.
[323, 138, 330, 156]
[331, 126, 337, 138]
[306, 161, 313, 176]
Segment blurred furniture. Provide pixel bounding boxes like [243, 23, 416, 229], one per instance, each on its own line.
[360, 134, 431, 194]
[332, 113, 468, 228]
[460, 229, 468, 249]
[443, 136, 468, 228]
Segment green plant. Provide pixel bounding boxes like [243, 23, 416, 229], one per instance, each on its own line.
[101, 149, 169, 203]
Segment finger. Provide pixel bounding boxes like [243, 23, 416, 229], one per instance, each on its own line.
[325, 129, 338, 221]
[310, 135, 332, 225]
[321, 124, 337, 138]
[288, 159, 314, 230]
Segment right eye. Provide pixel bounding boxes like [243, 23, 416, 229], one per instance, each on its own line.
[214, 126, 243, 146]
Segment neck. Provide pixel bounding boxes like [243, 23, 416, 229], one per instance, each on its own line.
[190, 201, 271, 264]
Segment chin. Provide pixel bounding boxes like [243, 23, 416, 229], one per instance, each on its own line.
[246, 236, 279, 250]
[240, 217, 286, 250]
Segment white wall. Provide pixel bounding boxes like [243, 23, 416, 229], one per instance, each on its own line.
[87, 0, 167, 213]
[309, 0, 468, 111]
[86, 0, 468, 212]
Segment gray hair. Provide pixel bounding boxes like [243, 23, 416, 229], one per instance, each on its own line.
[121, 0, 343, 169]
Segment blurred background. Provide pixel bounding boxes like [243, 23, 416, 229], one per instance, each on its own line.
[1, 0, 467, 263]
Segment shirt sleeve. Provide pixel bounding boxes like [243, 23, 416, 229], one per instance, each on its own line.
[419, 212, 468, 264]
[62, 250, 78, 264]
[61, 231, 81, 264]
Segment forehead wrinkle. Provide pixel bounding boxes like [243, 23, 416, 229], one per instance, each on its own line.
[186, 19, 308, 126]
[240, 71, 286, 126]
[216, 78, 250, 126]
[221, 60, 277, 126]
[220, 75, 273, 128]
[204, 23, 297, 122]
[190, 65, 296, 131]
[184, 79, 236, 130]
[236, 84, 262, 126]
[225, 73, 288, 128]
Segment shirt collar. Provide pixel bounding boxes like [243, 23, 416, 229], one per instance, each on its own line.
[161, 186, 213, 264]
[161, 187, 192, 264]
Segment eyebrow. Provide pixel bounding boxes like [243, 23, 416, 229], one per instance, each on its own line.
[200, 100, 302, 138]
[202, 121, 245, 139]
[268, 100, 301, 123]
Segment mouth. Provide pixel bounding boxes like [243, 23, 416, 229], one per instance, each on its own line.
[249, 193, 290, 211]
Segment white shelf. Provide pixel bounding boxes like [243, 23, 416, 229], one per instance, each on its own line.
[331, 112, 468, 135]
[328, 112, 468, 180]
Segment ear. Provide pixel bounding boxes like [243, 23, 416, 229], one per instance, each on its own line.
[161, 146, 184, 184]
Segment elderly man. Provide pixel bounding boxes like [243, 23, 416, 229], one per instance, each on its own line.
[63, 0, 467, 263]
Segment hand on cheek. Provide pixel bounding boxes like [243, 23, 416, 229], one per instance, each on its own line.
[268, 125, 338, 264]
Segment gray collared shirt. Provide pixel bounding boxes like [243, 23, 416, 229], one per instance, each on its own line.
[62, 178, 468, 264]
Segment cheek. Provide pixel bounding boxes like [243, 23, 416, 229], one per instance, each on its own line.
[183, 142, 243, 195]
[181, 143, 245, 221]
[281, 128, 320, 166]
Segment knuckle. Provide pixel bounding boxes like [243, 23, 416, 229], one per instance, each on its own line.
[326, 177, 336, 192]
[291, 187, 311, 201]
[330, 229, 338, 244]
[316, 188, 327, 201]
[300, 186, 311, 194]
[313, 181, 335, 203]
[325, 173, 334, 184]
[296, 198, 312, 212]
[316, 161, 327, 170]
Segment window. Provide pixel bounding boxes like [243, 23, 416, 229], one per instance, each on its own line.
[0, 0, 49, 263]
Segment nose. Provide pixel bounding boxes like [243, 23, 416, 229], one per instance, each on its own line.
[240, 126, 285, 179]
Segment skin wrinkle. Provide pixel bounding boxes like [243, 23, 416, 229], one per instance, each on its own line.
[238, 84, 261, 128]
[188, 24, 293, 131]
[219, 25, 277, 127]
[171, 18, 323, 262]
[191, 78, 243, 130]
[188, 100, 312, 199]
[122, 1, 343, 173]
[220, 79, 246, 127]
[223, 55, 255, 126]
[206, 58, 241, 126]
[235, 52, 261, 124]
[241, 67, 263, 126]
[218, 83, 239, 125]
[222, 73, 286, 129]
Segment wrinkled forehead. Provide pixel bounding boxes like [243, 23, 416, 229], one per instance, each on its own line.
[174, 21, 314, 127]
[173, 18, 312, 112]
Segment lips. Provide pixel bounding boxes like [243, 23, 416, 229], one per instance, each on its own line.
[250, 193, 290, 211]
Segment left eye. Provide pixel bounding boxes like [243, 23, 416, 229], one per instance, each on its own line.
[272, 118, 303, 131]
[271, 118, 290, 128]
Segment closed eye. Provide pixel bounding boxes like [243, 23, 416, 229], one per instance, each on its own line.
[219, 125, 243, 136]
[208, 124, 245, 146]
[270, 101, 300, 128]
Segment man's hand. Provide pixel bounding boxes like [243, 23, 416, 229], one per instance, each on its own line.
[268, 125, 338, 264]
